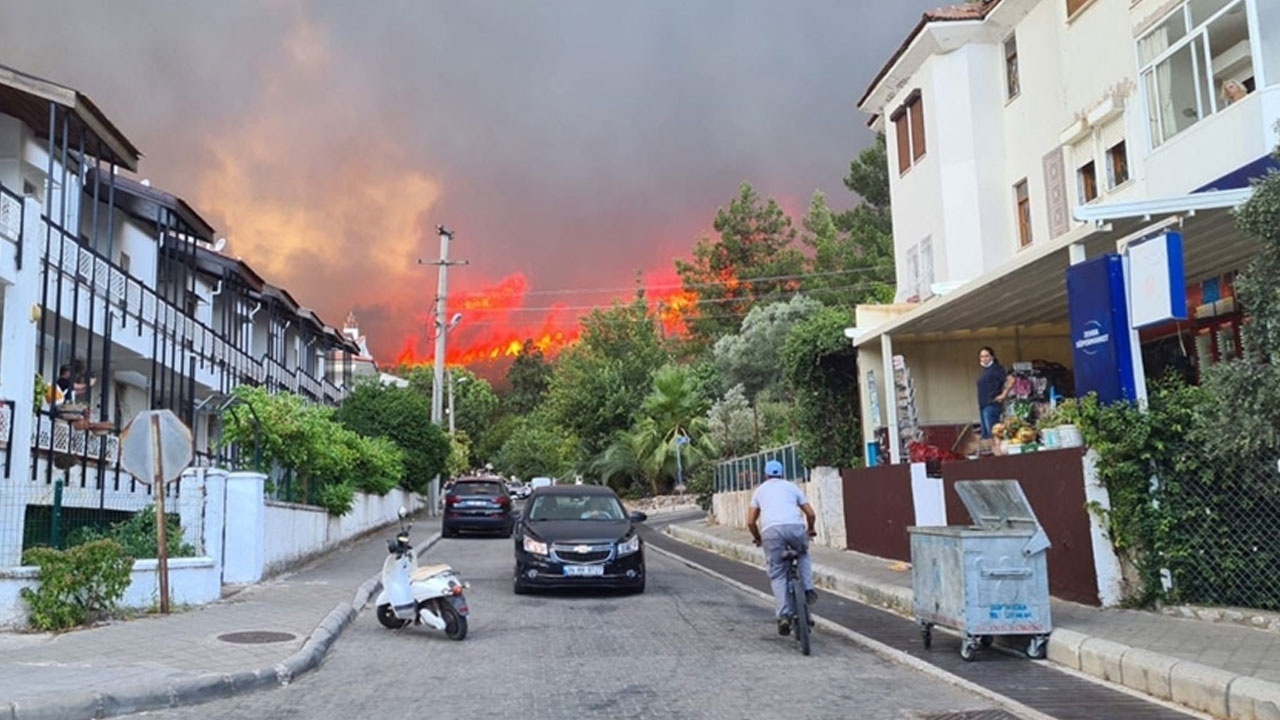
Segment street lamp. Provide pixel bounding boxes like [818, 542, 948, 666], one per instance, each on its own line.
[448, 372, 469, 436]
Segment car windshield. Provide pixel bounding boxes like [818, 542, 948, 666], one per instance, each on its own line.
[527, 494, 625, 521]
[454, 481, 504, 496]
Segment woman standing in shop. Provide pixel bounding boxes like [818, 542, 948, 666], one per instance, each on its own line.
[976, 346, 1010, 453]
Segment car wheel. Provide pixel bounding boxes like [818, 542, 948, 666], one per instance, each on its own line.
[500, 523, 513, 539]
[442, 524, 455, 539]
[513, 570, 530, 595]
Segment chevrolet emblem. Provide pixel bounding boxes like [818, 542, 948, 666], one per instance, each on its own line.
[574, 545, 590, 554]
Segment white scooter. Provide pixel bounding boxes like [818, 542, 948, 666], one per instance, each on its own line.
[375, 508, 469, 640]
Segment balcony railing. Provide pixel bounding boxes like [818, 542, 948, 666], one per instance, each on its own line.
[32, 414, 120, 466]
[36, 209, 348, 408]
[0, 400, 13, 478]
[0, 184, 25, 269]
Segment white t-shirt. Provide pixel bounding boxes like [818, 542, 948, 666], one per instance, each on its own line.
[750, 479, 808, 531]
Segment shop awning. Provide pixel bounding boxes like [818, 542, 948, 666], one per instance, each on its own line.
[851, 188, 1256, 347]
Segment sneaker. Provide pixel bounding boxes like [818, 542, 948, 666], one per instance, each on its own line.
[805, 589, 819, 606]
[777, 618, 791, 636]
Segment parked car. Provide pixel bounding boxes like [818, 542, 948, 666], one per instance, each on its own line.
[443, 477, 514, 538]
[529, 476, 556, 491]
[508, 481, 531, 500]
[512, 485, 646, 594]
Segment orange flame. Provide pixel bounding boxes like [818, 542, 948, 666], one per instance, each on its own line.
[391, 267, 700, 370]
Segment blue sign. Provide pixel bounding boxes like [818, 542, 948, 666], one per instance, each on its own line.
[1066, 253, 1137, 405]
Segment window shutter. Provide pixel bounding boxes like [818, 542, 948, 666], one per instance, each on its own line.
[1100, 117, 1125, 152]
[908, 97, 926, 160]
[1066, 0, 1089, 17]
[894, 113, 911, 173]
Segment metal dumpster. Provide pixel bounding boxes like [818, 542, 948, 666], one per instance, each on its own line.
[908, 479, 1052, 661]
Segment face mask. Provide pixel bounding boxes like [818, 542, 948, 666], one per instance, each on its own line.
[980, 359, 992, 367]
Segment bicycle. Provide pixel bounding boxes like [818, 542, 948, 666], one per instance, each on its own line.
[782, 547, 813, 656]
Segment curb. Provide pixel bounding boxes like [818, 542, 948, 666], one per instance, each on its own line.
[3, 530, 443, 720]
[664, 523, 1280, 720]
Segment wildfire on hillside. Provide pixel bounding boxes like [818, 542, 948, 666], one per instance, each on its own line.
[391, 267, 698, 370]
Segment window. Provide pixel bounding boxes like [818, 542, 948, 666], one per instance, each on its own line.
[1107, 141, 1130, 187]
[1139, 0, 1254, 147]
[1004, 35, 1020, 99]
[1078, 161, 1099, 202]
[891, 90, 927, 174]
[1014, 180, 1033, 247]
[1067, 0, 1091, 16]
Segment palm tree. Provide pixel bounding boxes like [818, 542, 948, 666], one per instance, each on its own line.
[592, 365, 719, 495]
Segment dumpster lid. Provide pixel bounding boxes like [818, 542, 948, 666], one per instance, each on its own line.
[955, 479, 1042, 530]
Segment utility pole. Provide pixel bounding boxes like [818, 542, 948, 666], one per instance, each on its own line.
[419, 225, 467, 512]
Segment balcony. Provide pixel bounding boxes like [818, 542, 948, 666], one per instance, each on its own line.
[1143, 85, 1278, 198]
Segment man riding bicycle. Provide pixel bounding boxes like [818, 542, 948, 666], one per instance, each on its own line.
[747, 460, 818, 636]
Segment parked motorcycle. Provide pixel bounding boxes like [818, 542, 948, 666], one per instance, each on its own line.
[375, 507, 469, 640]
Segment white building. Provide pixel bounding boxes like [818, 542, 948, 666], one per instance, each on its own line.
[852, 0, 1279, 463]
[0, 63, 362, 566]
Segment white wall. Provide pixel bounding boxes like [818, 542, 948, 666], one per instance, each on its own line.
[0, 468, 427, 628]
[710, 469, 846, 550]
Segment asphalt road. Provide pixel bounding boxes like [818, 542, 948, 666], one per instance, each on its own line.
[128, 531, 1019, 720]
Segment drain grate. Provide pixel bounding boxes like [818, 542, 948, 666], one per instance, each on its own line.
[217, 631, 297, 644]
[921, 707, 1018, 712]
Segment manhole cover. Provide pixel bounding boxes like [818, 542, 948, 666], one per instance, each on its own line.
[217, 631, 297, 645]
[921, 707, 1018, 712]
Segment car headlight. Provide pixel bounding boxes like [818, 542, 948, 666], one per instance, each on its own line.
[522, 536, 548, 556]
[617, 534, 640, 556]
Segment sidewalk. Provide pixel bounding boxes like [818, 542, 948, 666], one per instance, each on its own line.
[666, 519, 1280, 720]
[0, 515, 439, 720]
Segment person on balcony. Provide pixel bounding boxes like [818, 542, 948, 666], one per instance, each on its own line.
[1223, 80, 1248, 105]
[55, 364, 96, 405]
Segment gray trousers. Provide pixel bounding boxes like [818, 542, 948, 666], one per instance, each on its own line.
[762, 524, 814, 618]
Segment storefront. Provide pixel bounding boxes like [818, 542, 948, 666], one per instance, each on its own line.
[849, 187, 1255, 466]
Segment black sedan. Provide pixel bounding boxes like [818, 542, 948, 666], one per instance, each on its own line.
[512, 485, 646, 594]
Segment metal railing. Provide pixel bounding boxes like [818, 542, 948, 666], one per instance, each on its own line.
[715, 444, 808, 493]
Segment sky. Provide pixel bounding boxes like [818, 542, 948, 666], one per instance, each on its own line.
[0, 0, 942, 367]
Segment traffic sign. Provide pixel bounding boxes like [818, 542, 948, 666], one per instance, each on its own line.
[119, 409, 193, 485]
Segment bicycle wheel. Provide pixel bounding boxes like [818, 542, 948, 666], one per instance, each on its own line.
[790, 568, 810, 656]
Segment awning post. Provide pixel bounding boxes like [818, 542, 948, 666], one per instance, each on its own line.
[881, 334, 901, 465]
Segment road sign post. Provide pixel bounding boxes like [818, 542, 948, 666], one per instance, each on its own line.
[119, 410, 193, 614]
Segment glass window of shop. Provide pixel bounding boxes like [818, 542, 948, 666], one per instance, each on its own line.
[1138, 0, 1255, 148]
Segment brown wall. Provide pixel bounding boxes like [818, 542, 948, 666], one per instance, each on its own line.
[939, 448, 1099, 605]
[842, 464, 915, 562]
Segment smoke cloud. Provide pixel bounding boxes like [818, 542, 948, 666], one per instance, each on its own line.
[0, 0, 941, 364]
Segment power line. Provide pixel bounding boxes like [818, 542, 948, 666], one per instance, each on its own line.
[487, 264, 894, 298]
[454, 280, 896, 316]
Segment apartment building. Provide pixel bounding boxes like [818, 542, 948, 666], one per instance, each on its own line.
[850, 0, 1279, 463]
[0, 63, 361, 565]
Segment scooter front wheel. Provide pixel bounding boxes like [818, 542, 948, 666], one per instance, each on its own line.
[439, 600, 467, 641]
[376, 603, 409, 629]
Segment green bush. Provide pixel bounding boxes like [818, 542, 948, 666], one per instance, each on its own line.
[315, 481, 357, 515]
[67, 505, 196, 559]
[20, 539, 133, 631]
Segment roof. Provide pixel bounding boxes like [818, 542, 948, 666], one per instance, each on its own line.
[86, 170, 216, 240]
[857, 0, 1002, 110]
[0, 63, 141, 171]
[851, 188, 1255, 346]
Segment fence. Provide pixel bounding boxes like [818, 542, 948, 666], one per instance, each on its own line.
[714, 443, 807, 493]
[1152, 453, 1280, 611]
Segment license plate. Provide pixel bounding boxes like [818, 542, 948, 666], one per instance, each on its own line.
[563, 564, 604, 577]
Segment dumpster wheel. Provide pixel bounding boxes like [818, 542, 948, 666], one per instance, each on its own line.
[1027, 634, 1048, 659]
[960, 636, 979, 661]
[919, 622, 932, 649]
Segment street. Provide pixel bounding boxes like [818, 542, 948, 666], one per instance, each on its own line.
[128, 531, 1015, 720]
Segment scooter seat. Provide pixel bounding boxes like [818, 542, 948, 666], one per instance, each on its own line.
[412, 564, 453, 581]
